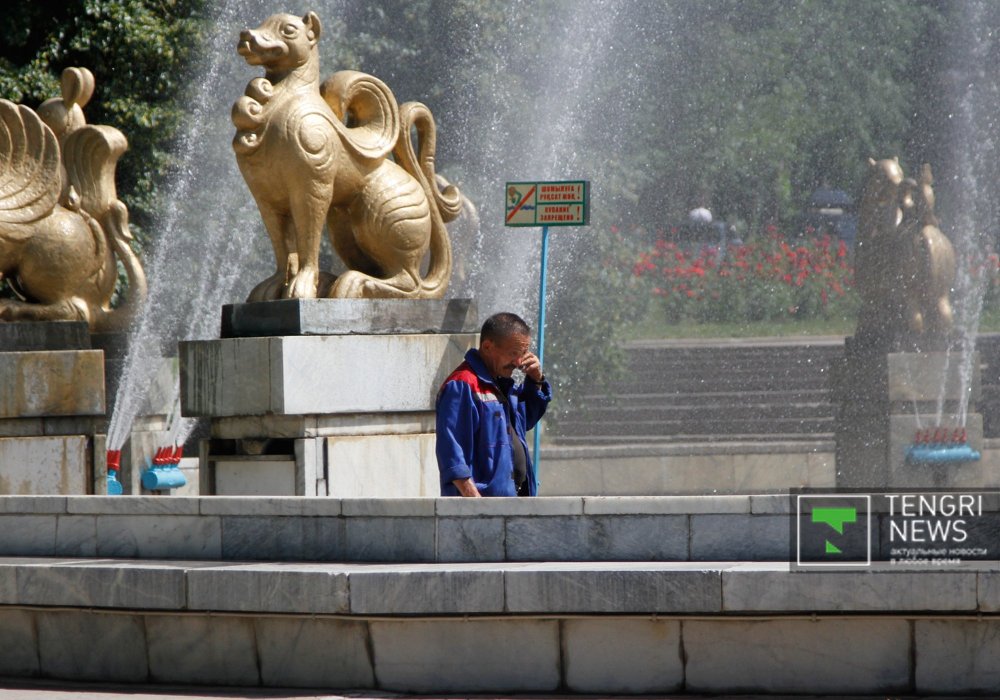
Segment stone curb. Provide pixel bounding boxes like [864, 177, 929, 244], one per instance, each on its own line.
[0, 557, 994, 616]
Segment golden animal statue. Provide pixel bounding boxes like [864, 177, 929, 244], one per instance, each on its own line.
[233, 11, 462, 301]
[0, 67, 146, 330]
[854, 157, 955, 350]
[899, 164, 956, 337]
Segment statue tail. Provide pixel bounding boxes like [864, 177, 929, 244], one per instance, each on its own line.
[92, 200, 147, 333]
[392, 102, 462, 298]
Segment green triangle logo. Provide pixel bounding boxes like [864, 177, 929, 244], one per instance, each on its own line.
[825, 540, 842, 554]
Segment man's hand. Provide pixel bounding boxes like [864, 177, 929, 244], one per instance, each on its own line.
[519, 351, 544, 383]
[453, 478, 482, 497]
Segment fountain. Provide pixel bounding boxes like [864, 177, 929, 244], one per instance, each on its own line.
[5, 3, 1000, 696]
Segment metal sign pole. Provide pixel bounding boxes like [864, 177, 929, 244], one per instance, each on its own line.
[533, 225, 550, 491]
[505, 179, 588, 495]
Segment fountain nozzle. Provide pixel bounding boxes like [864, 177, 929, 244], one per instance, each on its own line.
[105, 449, 123, 496]
[906, 425, 980, 465]
[141, 445, 188, 491]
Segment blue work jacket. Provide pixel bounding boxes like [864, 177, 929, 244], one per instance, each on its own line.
[435, 348, 551, 496]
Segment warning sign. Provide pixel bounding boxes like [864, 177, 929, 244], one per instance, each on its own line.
[505, 180, 590, 227]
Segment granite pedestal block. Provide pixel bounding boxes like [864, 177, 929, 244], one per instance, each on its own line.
[832, 344, 987, 488]
[0, 323, 108, 495]
[182, 300, 477, 497]
[221, 298, 477, 337]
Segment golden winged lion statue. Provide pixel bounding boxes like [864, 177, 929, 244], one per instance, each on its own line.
[0, 67, 146, 329]
[233, 11, 463, 300]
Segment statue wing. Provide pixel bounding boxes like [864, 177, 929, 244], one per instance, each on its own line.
[0, 99, 61, 224]
[62, 124, 127, 218]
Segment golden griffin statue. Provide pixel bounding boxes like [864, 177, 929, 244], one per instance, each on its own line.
[233, 11, 463, 301]
[855, 157, 956, 350]
[0, 67, 146, 330]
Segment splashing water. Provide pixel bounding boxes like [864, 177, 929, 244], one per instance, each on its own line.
[106, 0, 285, 453]
[106, 0, 637, 454]
[936, 0, 1000, 427]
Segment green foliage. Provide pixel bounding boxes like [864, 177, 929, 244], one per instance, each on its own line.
[623, 0, 943, 229]
[0, 0, 209, 251]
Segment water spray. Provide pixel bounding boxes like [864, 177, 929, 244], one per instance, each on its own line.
[141, 445, 187, 491]
[905, 426, 980, 465]
[105, 449, 124, 495]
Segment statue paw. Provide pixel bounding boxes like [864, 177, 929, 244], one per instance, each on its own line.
[328, 270, 366, 298]
[284, 268, 319, 299]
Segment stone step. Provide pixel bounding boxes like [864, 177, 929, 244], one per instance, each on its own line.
[550, 432, 833, 444]
[0, 494, 799, 563]
[581, 388, 831, 405]
[1, 556, 996, 694]
[625, 356, 836, 370]
[0, 556, 988, 617]
[563, 402, 835, 422]
[3, 493, 998, 565]
[555, 416, 835, 437]
[614, 377, 827, 394]
[555, 334, 1000, 441]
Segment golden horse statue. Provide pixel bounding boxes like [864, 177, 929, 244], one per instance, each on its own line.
[232, 11, 462, 301]
[0, 67, 146, 330]
[855, 157, 955, 350]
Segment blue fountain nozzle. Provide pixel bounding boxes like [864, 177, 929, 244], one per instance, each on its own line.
[106, 473, 124, 495]
[906, 442, 981, 465]
[141, 465, 187, 491]
[141, 445, 187, 491]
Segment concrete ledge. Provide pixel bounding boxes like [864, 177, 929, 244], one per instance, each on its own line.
[0, 558, 997, 615]
[179, 333, 476, 416]
[4, 494, 1000, 563]
[220, 298, 478, 337]
[541, 440, 836, 495]
[3, 560, 1000, 693]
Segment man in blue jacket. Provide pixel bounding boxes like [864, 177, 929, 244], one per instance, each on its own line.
[436, 312, 551, 497]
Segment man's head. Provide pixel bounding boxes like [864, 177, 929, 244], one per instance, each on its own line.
[478, 312, 531, 379]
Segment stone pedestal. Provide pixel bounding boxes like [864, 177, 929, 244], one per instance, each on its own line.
[0, 322, 105, 494]
[832, 338, 992, 488]
[180, 299, 477, 497]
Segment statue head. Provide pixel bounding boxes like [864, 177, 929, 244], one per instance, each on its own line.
[237, 12, 322, 73]
[38, 67, 94, 142]
[863, 157, 905, 208]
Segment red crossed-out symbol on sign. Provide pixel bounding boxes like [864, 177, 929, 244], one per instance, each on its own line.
[505, 185, 536, 223]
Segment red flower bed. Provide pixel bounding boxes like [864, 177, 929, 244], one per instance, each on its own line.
[632, 232, 857, 323]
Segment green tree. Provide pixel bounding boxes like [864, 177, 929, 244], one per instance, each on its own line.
[0, 0, 209, 250]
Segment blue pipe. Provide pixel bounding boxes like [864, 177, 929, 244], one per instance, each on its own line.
[141, 465, 187, 490]
[906, 443, 981, 465]
[141, 447, 187, 491]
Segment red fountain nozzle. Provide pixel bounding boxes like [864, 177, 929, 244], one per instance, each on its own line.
[106, 450, 121, 471]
